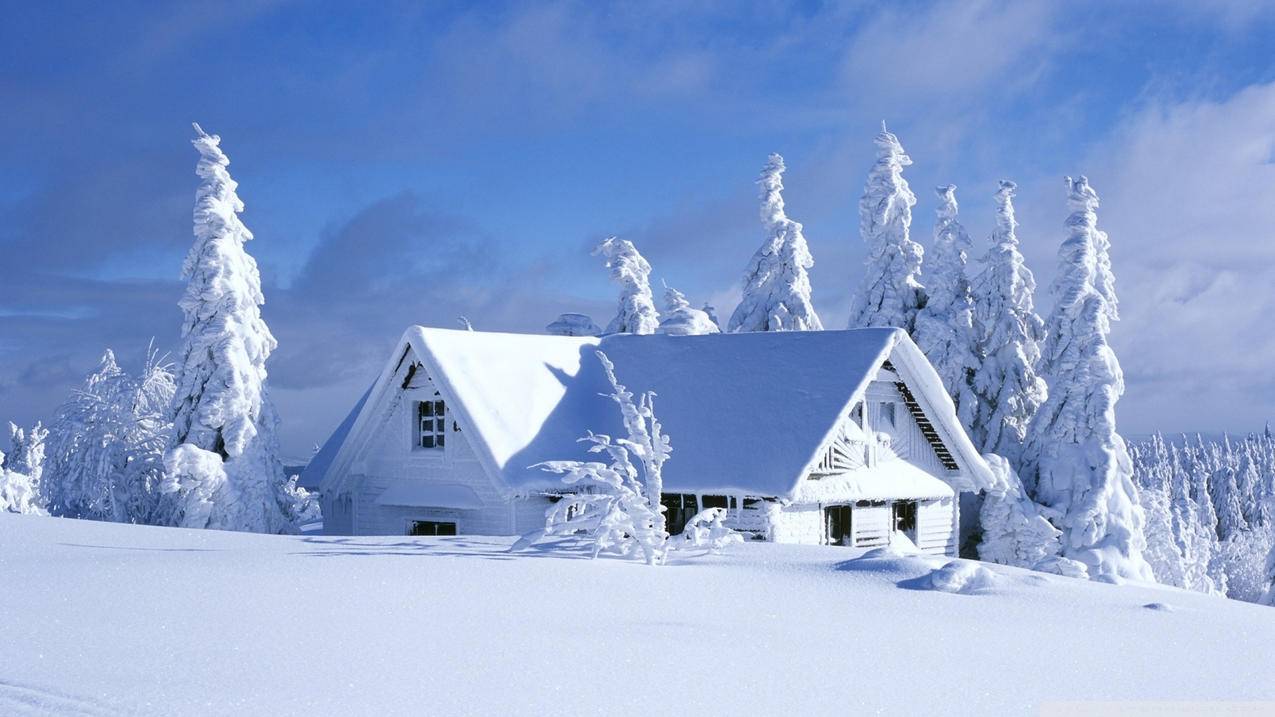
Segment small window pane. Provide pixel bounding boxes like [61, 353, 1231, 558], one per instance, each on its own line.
[422, 401, 434, 417]
[422, 435, 435, 448]
[434, 400, 445, 415]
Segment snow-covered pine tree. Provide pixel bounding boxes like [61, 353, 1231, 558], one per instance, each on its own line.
[163, 124, 298, 534]
[1024, 176, 1152, 582]
[913, 184, 979, 428]
[846, 123, 924, 332]
[969, 180, 1048, 469]
[1131, 435, 1186, 587]
[593, 237, 659, 335]
[3, 421, 47, 486]
[727, 153, 823, 332]
[1169, 442, 1222, 594]
[1263, 538, 1275, 606]
[1209, 437, 1248, 541]
[529, 351, 671, 564]
[0, 421, 48, 515]
[657, 284, 720, 336]
[42, 348, 175, 523]
[977, 454, 1063, 571]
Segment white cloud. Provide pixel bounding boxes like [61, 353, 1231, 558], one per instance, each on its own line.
[1070, 81, 1275, 433]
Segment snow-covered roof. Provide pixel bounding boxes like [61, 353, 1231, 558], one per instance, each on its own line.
[792, 461, 955, 503]
[316, 326, 993, 499]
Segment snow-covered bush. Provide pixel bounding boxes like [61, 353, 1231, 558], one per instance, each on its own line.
[1219, 529, 1274, 603]
[913, 184, 978, 428]
[1025, 176, 1152, 583]
[593, 237, 659, 335]
[164, 124, 302, 534]
[674, 507, 743, 553]
[42, 348, 174, 523]
[546, 313, 601, 337]
[1263, 537, 1275, 607]
[1, 423, 48, 515]
[847, 123, 924, 332]
[728, 153, 823, 332]
[977, 453, 1063, 571]
[529, 351, 671, 564]
[657, 284, 720, 336]
[969, 180, 1047, 469]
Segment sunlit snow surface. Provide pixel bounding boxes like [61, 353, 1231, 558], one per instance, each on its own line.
[2, 513, 1272, 715]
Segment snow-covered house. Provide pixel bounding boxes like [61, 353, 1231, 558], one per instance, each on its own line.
[301, 327, 993, 554]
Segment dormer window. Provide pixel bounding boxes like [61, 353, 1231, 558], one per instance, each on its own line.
[417, 399, 446, 449]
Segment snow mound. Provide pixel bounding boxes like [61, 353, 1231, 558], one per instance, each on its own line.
[917, 560, 1003, 595]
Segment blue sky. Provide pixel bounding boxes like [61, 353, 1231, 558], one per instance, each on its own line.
[2, 0, 1274, 458]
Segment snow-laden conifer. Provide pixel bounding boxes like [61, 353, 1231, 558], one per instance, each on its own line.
[1024, 176, 1152, 582]
[593, 237, 659, 335]
[0, 422, 47, 515]
[977, 454, 1063, 570]
[1263, 539, 1275, 606]
[727, 153, 822, 332]
[846, 124, 924, 331]
[1131, 436, 1186, 587]
[164, 124, 298, 533]
[42, 348, 174, 523]
[527, 351, 670, 564]
[969, 180, 1047, 468]
[913, 185, 978, 427]
[657, 284, 720, 336]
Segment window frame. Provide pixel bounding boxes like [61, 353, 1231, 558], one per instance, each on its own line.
[415, 397, 447, 450]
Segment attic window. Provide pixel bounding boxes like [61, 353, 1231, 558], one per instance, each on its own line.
[417, 400, 446, 449]
[880, 402, 897, 429]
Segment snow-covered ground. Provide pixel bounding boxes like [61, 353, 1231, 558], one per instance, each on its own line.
[2, 514, 1273, 715]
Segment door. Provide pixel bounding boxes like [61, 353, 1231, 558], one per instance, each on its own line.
[825, 505, 853, 546]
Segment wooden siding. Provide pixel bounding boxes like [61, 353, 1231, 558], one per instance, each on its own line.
[916, 498, 956, 556]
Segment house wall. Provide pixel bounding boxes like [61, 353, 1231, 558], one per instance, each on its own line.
[916, 498, 957, 556]
[769, 503, 824, 544]
[322, 358, 519, 536]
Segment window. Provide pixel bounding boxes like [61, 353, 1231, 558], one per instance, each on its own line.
[880, 402, 896, 429]
[893, 500, 917, 538]
[417, 399, 446, 449]
[409, 520, 456, 536]
[660, 493, 699, 535]
[700, 495, 737, 510]
[850, 402, 864, 429]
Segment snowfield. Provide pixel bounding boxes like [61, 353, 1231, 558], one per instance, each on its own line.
[2, 514, 1273, 715]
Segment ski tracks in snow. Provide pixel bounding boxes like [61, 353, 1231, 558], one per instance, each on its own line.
[0, 679, 134, 716]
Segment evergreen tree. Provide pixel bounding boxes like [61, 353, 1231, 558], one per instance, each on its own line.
[847, 123, 924, 331]
[593, 236, 659, 335]
[1024, 176, 1152, 582]
[164, 124, 298, 533]
[657, 284, 720, 336]
[0, 421, 47, 515]
[728, 153, 822, 332]
[42, 348, 174, 523]
[913, 184, 979, 428]
[969, 180, 1047, 468]
[1209, 437, 1248, 541]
